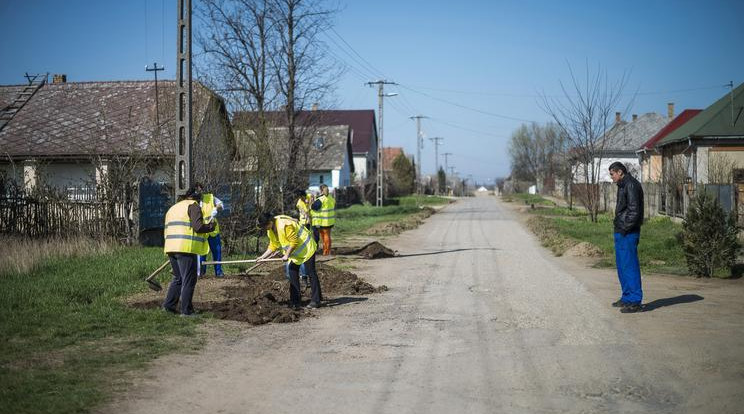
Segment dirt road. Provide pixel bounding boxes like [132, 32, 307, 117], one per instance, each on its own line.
[103, 197, 744, 414]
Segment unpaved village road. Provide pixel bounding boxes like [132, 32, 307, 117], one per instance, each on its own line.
[104, 197, 744, 414]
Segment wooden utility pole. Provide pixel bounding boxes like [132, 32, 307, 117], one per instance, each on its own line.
[145, 62, 164, 126]
[175, 0, 192, 199]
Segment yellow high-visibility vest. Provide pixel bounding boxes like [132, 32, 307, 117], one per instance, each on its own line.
[297, 198, 310, 226]
[312, 195, 336, 227]
[164, 200, 210, 255]
[201, 193, 221, 237]
[267, 215, 316, 265]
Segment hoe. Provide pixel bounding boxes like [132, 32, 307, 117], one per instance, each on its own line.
[144, 258, 284, 292]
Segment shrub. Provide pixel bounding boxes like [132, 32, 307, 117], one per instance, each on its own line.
[681, 192, 740, 277]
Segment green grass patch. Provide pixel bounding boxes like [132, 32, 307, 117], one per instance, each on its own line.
[0, 246, 204, 414]
[528, 206, 587, 217]
[396, 195, 452, 206]
[502, 192, 555, 206]
[530, 213, 689, 275]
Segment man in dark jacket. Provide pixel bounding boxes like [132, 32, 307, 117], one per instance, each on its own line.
[609, 161, 644, 313]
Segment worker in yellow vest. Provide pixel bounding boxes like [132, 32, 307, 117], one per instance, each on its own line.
[162, 187, 216, 317]
[195, 183, 224, 277]
[256, 212, 323, 309]
[294, 189, 313, 286]
[311, 184, 336, 255]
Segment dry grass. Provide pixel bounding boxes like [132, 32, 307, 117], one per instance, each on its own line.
[0, 236, 117, 276]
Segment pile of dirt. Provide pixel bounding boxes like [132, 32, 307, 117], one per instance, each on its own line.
[332, 241, 397, 259]
[128, 262, 386, 325]
[564, 241, 604, 257]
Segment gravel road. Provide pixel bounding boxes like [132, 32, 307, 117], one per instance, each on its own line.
[103, 196, 744, 414]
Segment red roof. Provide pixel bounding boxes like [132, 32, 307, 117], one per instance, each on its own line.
[233, 109, 377, 154]
[382, 147, 404, 171]
[639, 109, 702, 150]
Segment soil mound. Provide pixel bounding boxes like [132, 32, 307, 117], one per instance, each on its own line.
[128, 262, 386, 325]
[332, 241, 397, 259]
[564, 241, 604, 257]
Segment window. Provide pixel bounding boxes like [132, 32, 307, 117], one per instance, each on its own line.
[313, 136, 324, 150]
[319, 175, 324, 184]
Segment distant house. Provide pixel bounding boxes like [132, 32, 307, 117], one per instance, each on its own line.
[583, 111, 670, 183]
[233, 124, 354, 192]
[0, 77, 234, 195]
[655, 82, 744, 216]
[381, 147, 407, 172]
[233, 109, 378, 183]
[636, 108, 702, 183]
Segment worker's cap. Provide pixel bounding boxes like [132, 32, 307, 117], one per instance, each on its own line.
[295, 189, 307, 199]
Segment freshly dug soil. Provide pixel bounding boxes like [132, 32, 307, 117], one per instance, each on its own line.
[332, 241, 397, 259]
[128, 262, 387, 325]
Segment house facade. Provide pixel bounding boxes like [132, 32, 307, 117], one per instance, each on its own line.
[656, 82, 744, 217]
[0, 77, 234, 194]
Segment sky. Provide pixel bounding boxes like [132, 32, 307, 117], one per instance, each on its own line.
[1, 0, 743, 184]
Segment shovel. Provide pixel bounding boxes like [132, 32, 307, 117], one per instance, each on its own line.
[145, 260, 170, 292]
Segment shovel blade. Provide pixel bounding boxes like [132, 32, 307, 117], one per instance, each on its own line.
[147, 279, 163, 292]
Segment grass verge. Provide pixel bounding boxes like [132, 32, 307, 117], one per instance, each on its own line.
[513, 193, 689, 276]
[0, 244, 203, 414]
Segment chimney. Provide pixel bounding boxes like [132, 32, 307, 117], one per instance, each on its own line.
[667, 102, 675, 119]
[52, 74, 67, 84]
[632, 114, 638, 121]
[311, 103, 318, 111]
[615, 112, 621, 124]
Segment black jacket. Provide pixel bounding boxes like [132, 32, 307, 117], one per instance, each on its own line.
[614, 174, 644, 235]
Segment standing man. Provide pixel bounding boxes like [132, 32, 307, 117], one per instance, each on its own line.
[195, 183, 224, 277]
[256, 212, 323, 309]
[162, 187, 216, 317]
[609, 161, 644, 313]
[312, 184, 336, 255]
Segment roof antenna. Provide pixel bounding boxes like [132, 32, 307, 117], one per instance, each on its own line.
[145, 62, 165, 127]
[725, 81, 734, 127]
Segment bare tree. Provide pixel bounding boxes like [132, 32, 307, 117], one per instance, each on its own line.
[540, 62, 632, 222]
[508, 122, 567, 193]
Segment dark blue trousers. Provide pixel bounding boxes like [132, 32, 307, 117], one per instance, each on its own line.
[163, 253, 198, 315]
[287, 254, 322, 306]
[614, 231, 643, 304]
[200, 234, 223, 276]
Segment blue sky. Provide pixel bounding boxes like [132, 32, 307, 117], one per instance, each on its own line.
[1, 0, 742, 183]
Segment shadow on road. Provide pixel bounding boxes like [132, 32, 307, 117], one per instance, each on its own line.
[395, 247, 499, 258]
[643, 294, 704, 311]
[324, 297, 368, 308]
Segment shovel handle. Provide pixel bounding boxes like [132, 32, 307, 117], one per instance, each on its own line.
[202, 258, 284, 265]
[146, 260, 170, 282]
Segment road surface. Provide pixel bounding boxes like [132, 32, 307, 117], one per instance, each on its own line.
[103, 196, 744, 414]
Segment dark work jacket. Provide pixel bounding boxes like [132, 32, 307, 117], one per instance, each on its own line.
[614, 174, 644, 235]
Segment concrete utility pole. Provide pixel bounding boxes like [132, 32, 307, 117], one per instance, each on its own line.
[409, 115, 428, 194]
[442, 152, 452, 177]
[429, 137, 444, 195]
[145, 62, 164, 126]
[367, 80, 397, 207]
[175, 0, 192, 199]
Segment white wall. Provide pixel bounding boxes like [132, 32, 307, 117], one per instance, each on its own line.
[353, 154, 368, 180]
[574, 157, 641, 183]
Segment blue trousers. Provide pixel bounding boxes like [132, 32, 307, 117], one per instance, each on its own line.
[614, 231, 643, 304]
[200, 234, 223, 276]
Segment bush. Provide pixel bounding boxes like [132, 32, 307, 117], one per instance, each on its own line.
[682, 192, 740, 277]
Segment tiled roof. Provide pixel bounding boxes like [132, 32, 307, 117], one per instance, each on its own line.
[236, 125, 352, 172]
[233, 109, 377, 154]
[0, 80, 217, 159]
[657, 82, 744, 146]
[639, 109, 702, 150]
[601, 113, 669, 152]
[382, 147, 404, 171]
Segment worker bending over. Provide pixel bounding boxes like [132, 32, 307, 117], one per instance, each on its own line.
[256, 213, 323, 309]
[162, 187, 216, 316]
[312, 184, 336, 255]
